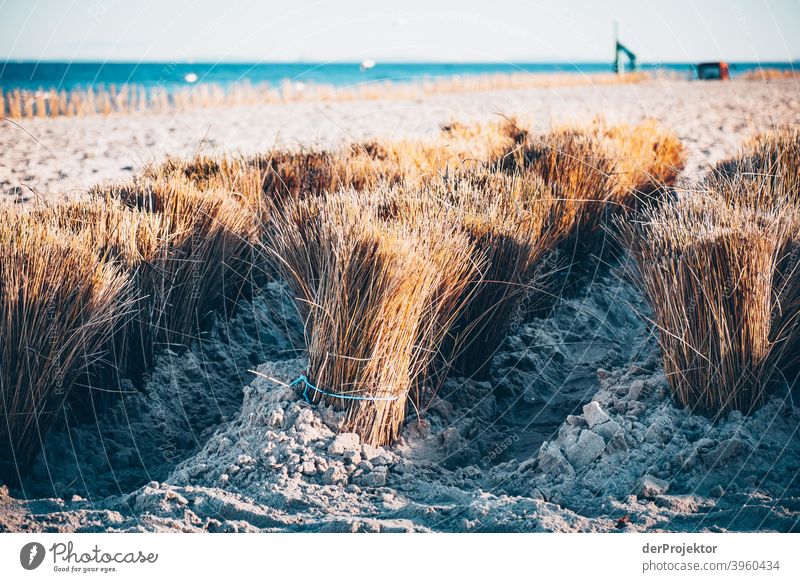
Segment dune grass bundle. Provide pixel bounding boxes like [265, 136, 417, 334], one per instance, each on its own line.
[1, 173, 263, 478]
[264, 190, 481, 445]
[0, 212, 130, 478]
[1, 115, 689, 458]
[30, 198, 167, 384]
[501, 125, 618, 246]
[501, 120, 685, 247]
[595, 119, 685, 197]
[106, 177, 260, 358]
[620, 195, 795, 414]
[705, 126, 800, 209]
[376, 171, 561, 379]
[36, 176, 259, 380]
[704, 127, 800, 374]
[260, 119, 682, 441]
[621, 126, 800, 418]
[262, 168, 562, 440]
[454, 177, 560, 377]
[151, 120, 524, 210]
[772, 233, 800, 378]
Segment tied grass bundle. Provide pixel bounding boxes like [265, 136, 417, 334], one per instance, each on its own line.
[502, 120, 685, 249]
[704, 126, 800, 208]
[264, 190, 481, 445]
[260, 119, 678, 440]
[0, 116, 690, 460]
[0, 212, 130, 476]
[412, 171, 561, 379]
[620, 195, 795, 414]
[107, 176, 259, 362]
[705, 127, 800, 374]
[30, 198, 167, 389]
[40, 176, 259, 380]
[595, 119, 685, 197]
[502, 125, 617, 245]
[1, 174, 261, 477]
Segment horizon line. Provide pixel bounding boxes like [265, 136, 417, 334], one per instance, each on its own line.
[1, 58, 798, 65]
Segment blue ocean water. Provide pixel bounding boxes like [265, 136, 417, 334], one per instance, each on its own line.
[0, 61, 796, 92]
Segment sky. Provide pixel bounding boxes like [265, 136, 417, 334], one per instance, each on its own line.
[1, 0, 798, 63]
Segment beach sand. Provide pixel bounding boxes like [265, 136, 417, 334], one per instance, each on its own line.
[1, 78, 800, 532]
[2, 78, 799, 203]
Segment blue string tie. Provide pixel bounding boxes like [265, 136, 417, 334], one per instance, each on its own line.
[290, 375, 400, 403]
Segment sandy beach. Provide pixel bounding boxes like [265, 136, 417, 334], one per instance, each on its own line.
[2, 77, 800, 533]
[3, 78, 799, 203]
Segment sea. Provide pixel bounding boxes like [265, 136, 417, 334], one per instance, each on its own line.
[0, 61, 796, 93]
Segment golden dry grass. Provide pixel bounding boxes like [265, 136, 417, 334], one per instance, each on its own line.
[150, 119, 525, 203]
[621, 195, 795, 414]
[622, 126, 800, 415]
[103, 177, 259, 363]
[29, 197, 168, 381]
[0, 212, 130, 473]
[595, 119, 686, 196]
[1, 116, 687, 459]
[263, 189, 482, 444]
[705, 126, 800, 209]
[258, 119, 683, 443]
[500, 119, 685, 256]
[1, 175, 260, 477]
[707, 127, 800, 375]
[385, 170, 561, 379]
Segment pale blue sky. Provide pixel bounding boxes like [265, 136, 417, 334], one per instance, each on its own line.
[1, 0, 798, 63]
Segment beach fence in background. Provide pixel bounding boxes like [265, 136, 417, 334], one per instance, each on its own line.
[0, 72, 650, 120]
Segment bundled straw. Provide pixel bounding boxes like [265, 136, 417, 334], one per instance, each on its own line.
[705, 127, 800, 374]
[502, 119, 685, 245]
[0, 115, 690, 462]
[704, 126, 800, 209]
[620, 195, 794, 414]
[30, 197, 167, 383]
[1, 172, 261, 479]
[405, 171, 561, 379]
[595, 119, 685, 197]
[107, 176, 259, 360]
[151, 119, 525, 206]
[259, 119, 685, 441]
[0, 212, 130, 476]
[264, 190, 481, 445]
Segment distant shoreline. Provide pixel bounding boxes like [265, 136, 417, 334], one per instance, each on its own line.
[1, 59, 797, 121]
[1, 60, 796, 94]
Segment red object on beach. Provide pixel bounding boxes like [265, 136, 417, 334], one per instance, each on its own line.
[696, 62, 730, 80]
